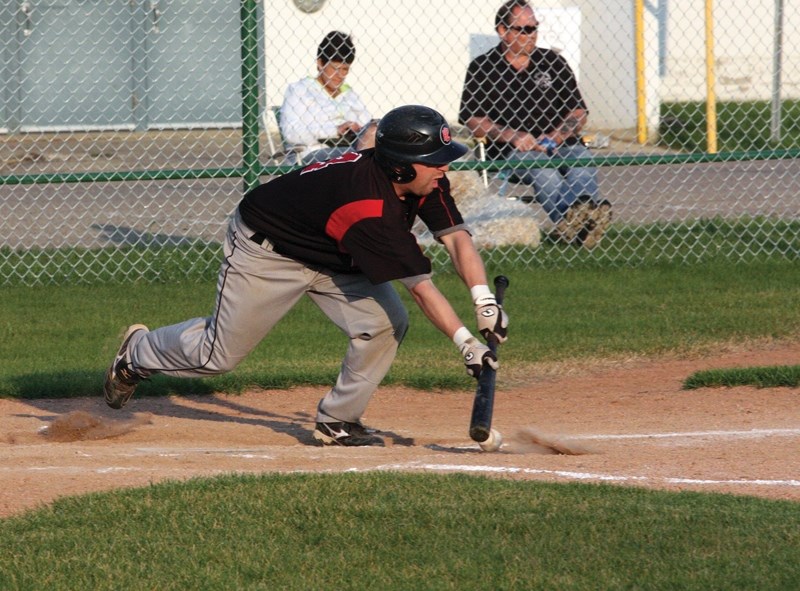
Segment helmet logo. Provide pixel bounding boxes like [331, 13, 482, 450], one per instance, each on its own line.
[440, 125, 451, 145]
[406, 130, 426, 144]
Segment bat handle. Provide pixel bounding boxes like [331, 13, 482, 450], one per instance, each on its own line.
[468, 275, 509, 444]
[493, 275, 509, 306]
[488, 275, 509, 353]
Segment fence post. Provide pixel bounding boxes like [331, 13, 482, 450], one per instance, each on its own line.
[240, 0, 260, 193]
[770, 0, 785, 143]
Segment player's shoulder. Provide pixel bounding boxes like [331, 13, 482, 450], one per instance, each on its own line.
[298, 150, 368, 177]
[259, 151, 376, 204]
[296, 151, 389, 197]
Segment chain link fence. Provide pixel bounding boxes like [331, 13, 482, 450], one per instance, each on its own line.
[1, 0, 798, 285]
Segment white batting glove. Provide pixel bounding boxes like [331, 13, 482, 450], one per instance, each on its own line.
[459, 337, 499, 379]
[474, 293, 509, 344]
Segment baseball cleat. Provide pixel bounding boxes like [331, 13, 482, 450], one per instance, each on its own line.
[313, 421, 385, 447]
[104, 324, 148, 409]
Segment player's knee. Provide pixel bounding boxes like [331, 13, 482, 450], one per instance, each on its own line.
[388, 304, 409, 342]
[358, 305, 408, 344]
[196, 345, 245, 374]
[193, 358, 239, 375]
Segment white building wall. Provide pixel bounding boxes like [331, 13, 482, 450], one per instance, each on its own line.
[662, 0, 800, 102]
[263, 0, 798, 136]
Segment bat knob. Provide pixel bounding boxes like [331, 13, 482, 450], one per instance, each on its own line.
[493, 275, 509, 290]
[469, 425, 490, 442]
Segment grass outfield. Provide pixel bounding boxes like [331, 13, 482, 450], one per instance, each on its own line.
[1, 258, 799, 398]
[1, 259, 798, 589]
[1, 474, 799, 591]
[684, 364, 800, 389]
[659, 99, 800, 152]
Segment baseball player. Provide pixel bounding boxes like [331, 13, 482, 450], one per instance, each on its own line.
[103, 104, 509, 447]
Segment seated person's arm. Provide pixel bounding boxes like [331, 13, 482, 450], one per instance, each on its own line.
[343, 89, 371, 124]
[280, 82, 340, 147]
[466, 107, 589, 153]
[332, 89, 372, 144]
[551, 108, 588, 145]
[464, 115, 539, 152]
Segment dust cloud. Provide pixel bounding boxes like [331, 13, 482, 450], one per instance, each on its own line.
[41, 410, 152, 442]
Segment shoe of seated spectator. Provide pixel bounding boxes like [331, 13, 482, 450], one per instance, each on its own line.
[313, 421, 385, 447]
[104, 324, 148, 409]
[580, 200, 613, 249]
[552, 198, 593, 244]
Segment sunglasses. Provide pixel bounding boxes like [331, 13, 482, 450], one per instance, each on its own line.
[507, 24, 539, 34]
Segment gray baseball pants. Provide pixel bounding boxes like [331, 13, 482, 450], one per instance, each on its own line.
[127, 210, 409, 423]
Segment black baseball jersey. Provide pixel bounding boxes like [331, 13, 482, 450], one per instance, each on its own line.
[459, 45, 586, 159]
[238, 150, 467, 284]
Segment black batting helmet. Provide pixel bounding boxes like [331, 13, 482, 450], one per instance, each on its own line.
[375, 105, 468, 183]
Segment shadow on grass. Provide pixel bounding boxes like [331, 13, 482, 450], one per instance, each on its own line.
[3, 370, 219, 400]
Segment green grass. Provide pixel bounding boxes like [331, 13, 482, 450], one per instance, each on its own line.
[2, 258, 799, 589]
[659, 100, 800, 153]
[3, 217, 800, 287]
[1, 258, 799, 399]
[685, 364, 800, 389]
[1, 473, 798, 591]
[475, 216, 800, 271]
[0, 241, 221, 286]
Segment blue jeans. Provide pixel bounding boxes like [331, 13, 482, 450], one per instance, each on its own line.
[507, 143, 600, 223]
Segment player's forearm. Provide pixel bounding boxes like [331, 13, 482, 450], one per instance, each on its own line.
[406, 278, 466, 339]
[441, 231, 488, 290]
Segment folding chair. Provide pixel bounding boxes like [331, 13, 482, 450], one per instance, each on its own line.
[475, 136, 535, 203]
[261, 105, 301, 164]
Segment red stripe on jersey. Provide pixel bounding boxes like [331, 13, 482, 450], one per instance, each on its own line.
[430, 183, 458, 226]
[326, 199, 384, 244]
[300, 151, 362, 175]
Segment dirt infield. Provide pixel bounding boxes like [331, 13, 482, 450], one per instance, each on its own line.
[2, 341, 798, 517]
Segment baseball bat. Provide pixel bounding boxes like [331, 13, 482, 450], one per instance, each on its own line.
[469, 275, 509, 442]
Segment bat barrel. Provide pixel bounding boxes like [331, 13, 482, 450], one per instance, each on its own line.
[468, 275, 509, 443]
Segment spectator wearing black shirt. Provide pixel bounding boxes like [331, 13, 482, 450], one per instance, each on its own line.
[460, 0, 611, 247]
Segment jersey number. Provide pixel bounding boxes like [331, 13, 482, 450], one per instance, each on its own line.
[300, 151, 362, 175]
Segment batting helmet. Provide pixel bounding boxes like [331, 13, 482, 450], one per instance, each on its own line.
[375, 105, 468, 183]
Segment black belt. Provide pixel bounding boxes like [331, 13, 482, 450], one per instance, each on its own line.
[249, 232, 267, 245]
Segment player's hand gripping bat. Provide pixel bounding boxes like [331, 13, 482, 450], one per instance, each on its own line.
[469, 275, 509, 443]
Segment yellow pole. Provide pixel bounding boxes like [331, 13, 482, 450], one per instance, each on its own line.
[635, 0, 647, 144]
[705, 0, 718, 153]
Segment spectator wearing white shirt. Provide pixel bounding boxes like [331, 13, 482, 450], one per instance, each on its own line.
[280, 31, 376, 164]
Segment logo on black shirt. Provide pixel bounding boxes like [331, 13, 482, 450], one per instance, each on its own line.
[534, 72, 553, 89]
